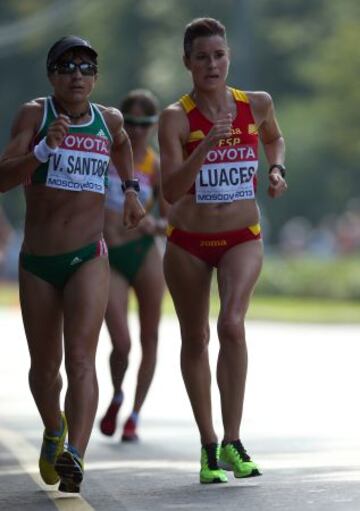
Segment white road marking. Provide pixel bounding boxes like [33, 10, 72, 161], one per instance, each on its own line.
[0, 427, 95, 511]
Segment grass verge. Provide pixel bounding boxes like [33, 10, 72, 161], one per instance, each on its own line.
[151, 291, 360, 324]
[1, 282, 359, 324]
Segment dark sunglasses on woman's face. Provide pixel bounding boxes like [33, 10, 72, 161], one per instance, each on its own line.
[53, 61, 97, 76]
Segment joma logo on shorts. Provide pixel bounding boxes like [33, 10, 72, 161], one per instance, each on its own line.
[200, 240, 227, 247]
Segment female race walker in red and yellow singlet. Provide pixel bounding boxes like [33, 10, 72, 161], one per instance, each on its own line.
[158, 17, 287, 484]
[0, 35, 145, 493]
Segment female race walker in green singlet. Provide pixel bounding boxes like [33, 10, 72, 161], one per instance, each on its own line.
[0, 36, 145, 493]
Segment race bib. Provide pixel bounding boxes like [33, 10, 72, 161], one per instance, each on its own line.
[195, 144, 258, 204]
[46, 133, 110, 194]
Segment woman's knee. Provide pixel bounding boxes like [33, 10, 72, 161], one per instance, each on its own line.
[181, 327, 210, 357]
[29, 359, 61, 388]
[217, 315, 246, 345]
[111, 336, 131, 360]
[65, 352, 96, 382]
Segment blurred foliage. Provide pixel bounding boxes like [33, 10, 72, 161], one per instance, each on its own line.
[0, 0, 359, 241]
[257, 256, 360, 300]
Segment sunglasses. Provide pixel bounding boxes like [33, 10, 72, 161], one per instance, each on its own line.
[52, 61, 97, 76]
[124, 114, 158, 128]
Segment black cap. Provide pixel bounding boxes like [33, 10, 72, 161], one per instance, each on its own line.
[47, 35, 97, 70]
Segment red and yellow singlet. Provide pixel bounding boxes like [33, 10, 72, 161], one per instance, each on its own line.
[180, 88, 258, 204]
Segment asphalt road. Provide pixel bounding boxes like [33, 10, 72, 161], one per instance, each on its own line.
[1, 309, 360, 510]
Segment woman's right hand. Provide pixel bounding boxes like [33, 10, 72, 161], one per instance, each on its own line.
[203, 113, 233, 149]
[46, 114, 70, 149]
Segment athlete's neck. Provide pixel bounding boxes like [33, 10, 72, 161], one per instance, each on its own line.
[191, 86, 233, 119]
[52, 96, 90, 122]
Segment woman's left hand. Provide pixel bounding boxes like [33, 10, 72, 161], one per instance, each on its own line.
[137, 215, 157, 235]
[123, 191, 146, 229]
[268, 171, 287, 198]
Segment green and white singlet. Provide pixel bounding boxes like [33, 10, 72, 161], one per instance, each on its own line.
[29, 96, 112, 194]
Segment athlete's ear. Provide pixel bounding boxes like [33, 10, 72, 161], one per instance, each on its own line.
[48, 73, 56, 87]
[183, 54, 190, 71]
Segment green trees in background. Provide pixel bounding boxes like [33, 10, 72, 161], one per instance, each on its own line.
[0, 0, 359, 243]
[254, 0, 360, 234]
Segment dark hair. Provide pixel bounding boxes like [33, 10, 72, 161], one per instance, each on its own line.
[183, 17, 227, 58]
[120, 89, 159, 116]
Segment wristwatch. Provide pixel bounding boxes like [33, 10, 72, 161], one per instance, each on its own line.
[269, 164, 286, 178]
[121, 179, 140, 193]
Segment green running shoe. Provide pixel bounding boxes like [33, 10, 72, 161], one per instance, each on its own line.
[39, 412, 67, 485]
[200, 443, 228, 484]
[55, 450, 84, 493]
[220, 440, 261, 478]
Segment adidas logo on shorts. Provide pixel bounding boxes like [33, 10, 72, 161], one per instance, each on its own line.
[70, 257, 83, 266]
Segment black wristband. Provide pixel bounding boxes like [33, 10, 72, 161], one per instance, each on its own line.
[121, 179, 140, 193]
[269, 164, 286, 178]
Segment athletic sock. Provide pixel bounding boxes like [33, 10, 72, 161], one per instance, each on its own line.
[112, 390, 124, 405]
[44, 415, 64, 437]
[66, 443, 81, 459]
[129, 411, 139, 423]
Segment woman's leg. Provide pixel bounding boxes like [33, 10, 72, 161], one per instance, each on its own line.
[132, 245, 165, 415]
[19, 266, 68, 486]
[216, 240, 263, 441]
[19, 266, 63, 432]
[100, 269, 131, 436]
[105, 269, 131, 394]
[62, 255, 109, 456]
[164, 243, 215, 445]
